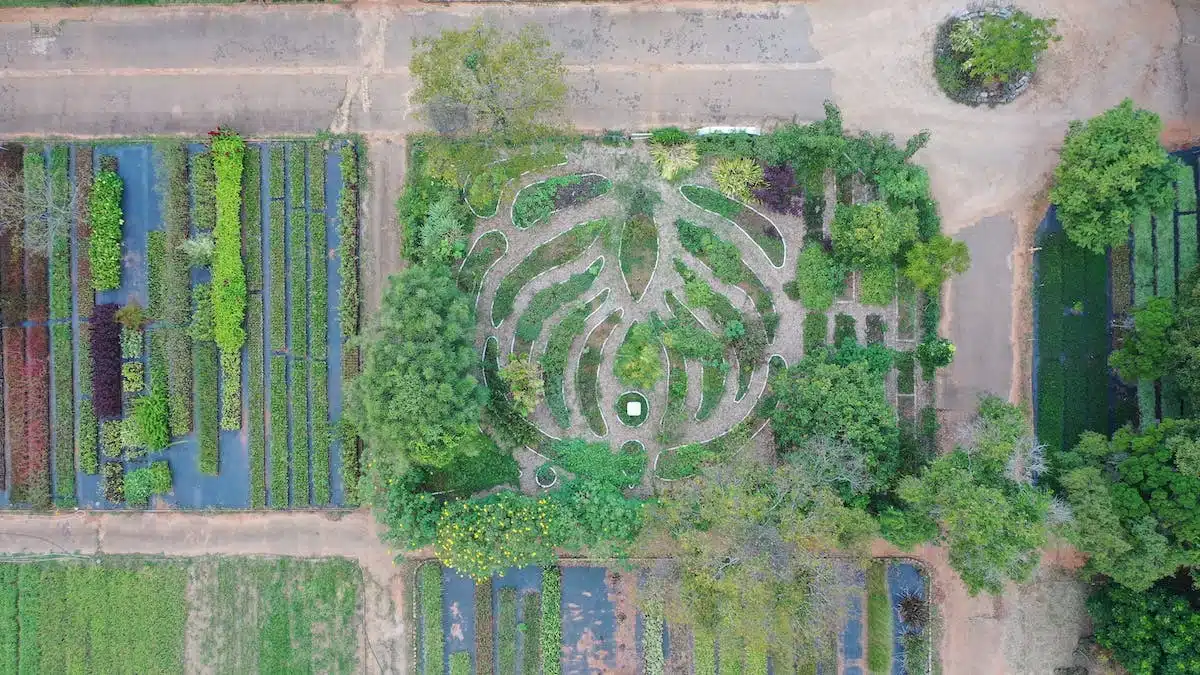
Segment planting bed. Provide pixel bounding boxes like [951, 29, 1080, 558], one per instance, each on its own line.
[1033, 149, 1200, 446]
[415, 562, 859, 675]
[0, 556, 364, 673]
[0, 138, 362, 510]
[458, 136, 932, 478]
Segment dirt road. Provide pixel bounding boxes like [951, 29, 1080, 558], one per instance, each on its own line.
[0, 510, 409, 674]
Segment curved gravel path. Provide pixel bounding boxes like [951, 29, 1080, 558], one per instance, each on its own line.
[473, 141, 903, 459]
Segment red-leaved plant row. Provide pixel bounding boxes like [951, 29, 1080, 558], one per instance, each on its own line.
[0, 231, 25, 327]
[0, 329, 21, 492]
[25, 253, 49, 324]
[92, 303, 123, 418]
[15, 328, 50, 506]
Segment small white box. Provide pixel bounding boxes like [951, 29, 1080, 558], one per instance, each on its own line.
[626, 400, 642, 417]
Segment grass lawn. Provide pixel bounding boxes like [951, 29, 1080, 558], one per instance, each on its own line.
[0, 557, 363, 674]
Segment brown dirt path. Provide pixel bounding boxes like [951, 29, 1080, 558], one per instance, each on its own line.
[0, 510, 408, 675]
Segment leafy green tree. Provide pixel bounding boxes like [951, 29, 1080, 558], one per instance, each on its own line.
[950, 11, 1059, 84]
[1059, 419, 1200, 590]
[893, 397, 1050, 595]
[614, 322, 664, 389]
[771, 356, 899, 488]
[903, 235, 970, 292]
[1170, 267, 1200, 402]
[1109, 297, 1174, 382]
[1087, 580, 1200, 675]
[499, 354, 544, 417]
[346, 264, 488, 475]
[377, 467, 440, 549]
[792, 243, 846, 311]
[830, 201, 919, 267]
[554, 479, 645, 558]
[410, 20, 567, 138]
[1050, 100, 1178, 253]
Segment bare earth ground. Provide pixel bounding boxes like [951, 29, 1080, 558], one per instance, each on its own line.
[0, 1, 1192, 673]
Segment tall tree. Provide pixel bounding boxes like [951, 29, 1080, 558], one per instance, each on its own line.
[1050, 99, 1178, 253]
[1059, 419, 1200, 591]
[893, 397, 1050, 595]
[345, 264, 488, 476]
[410, 20, 568, 139]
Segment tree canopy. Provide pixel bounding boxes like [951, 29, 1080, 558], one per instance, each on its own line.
[1058, 419, 1200, 591]
[1050, 99, 1178, 253]
[830, 201, 919, 267]
[770, 355, 900, 489]
[410, 20, 568, 138]
[345, 264, 488, 476]
[1087, 579, 1200, 675]
[1109, 297, 1174, 383]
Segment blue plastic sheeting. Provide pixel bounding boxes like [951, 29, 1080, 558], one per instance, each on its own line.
[443, 566, 477, 671]
[888, 562, 926, 675]
[561, 566, 617, 674]
[844, 667, 863, 675]
[325, 144, 346, 504]
[842, 594, 864, 661]
[494, 566, 544, 675]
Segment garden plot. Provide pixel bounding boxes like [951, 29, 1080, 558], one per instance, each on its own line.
[0, 555, 364, 673]
[414, 561, 849, 675]
[465, 138, 939, 473]
[1034, 149, 1199, 446]
[0, 137, 362, 510]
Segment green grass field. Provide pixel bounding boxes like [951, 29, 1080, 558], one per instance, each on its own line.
[0, 557, 363, 674]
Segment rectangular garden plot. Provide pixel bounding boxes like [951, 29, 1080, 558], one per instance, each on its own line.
[0, 138, 362, 510]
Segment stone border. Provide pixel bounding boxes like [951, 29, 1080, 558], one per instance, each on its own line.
[933, 6, 1035, 107]
[615, 390, 650, 428]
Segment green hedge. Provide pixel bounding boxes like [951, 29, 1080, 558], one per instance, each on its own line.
[1155, 207, 1176, 298]
[270, 146, 287, 352]
[860, 265, 896, 307]
[49, 147, 71, 320]
[866, 562, 892, 674]
[270, 356, 288, 508]
[191, 151, 216, 232]
[338, 142, 362, 504]
[312, 364, 331, 506]
[146, 231, 165, 322]
[292, 358, 310, 506]
[211, 129, 247, 361]
[89, 167, 123, 291]
[78, 399, 98, 475]
[540, 290, 608, 429]
[834, 313, 857, 346]
[492, 219, 608, 324]
[161, 142, 193, 438]
[51, 324, 74, 503]
[244, 146, 263, 291]
[476, 579, 494, 675]
[309, 143, 329, 362]
[288, 143, 309, 360]
[522, 591, 542, 675]
[540, 567, 562, 675]
[642, 600, 665, 675]
[248, 295, 266, 508]
[498, 587, 518, 675]
[1133, 208, 1154, 303]
[578, 310, 622, 436]
[196, 340, 219, 475]
[420, 565, 444, 675]
[450, 652, 471, 675]
[219, 351, 241, 431]
[458, 232, 507, 300]
[466, 151, 567, 216]
[803, 311, 827, 355]
[75, 148, 95, 321]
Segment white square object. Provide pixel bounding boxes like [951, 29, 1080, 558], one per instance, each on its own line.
[626, 400, 642, 417]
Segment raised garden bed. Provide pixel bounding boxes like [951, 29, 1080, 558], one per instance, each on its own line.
[491, 219, 607, 326]
[512, 173, 611, 229]
[514, 257, 604, 355]
[619, 214, 658, 302]
[933, 9, 1050, 107]
[541, 289, 610, 430]
[577, 309, 623, 436]
[680, 184, 785, 267]
[458, 230, 507, 301]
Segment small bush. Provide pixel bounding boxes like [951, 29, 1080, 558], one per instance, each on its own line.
[220, 351, 241, 430]
[614, 322, 663, 389]
[649, 142, 698, 181]
[794, 244, 845, 311]
[712, 157, 764, 202]
[100, 421, 122, 458]
[754, 163, 804, 215]
[180, 235, 215, 268]
[834, 313, 857, 346]
[950, 11, 1058, 85]
[122, 362, 144, 394]
[130, 391, 170, 451]
[803, 311, 828, 355]
[498, 587, 518, 674]
[650, 127, 690, 146]
[861, 265, 897, 306]
[681, 184, 741, 220]
[120, 327, 142, 359]
[102, 462, 125, 503]
[124, 461, 172, 506]
[78, 400, 99, 474]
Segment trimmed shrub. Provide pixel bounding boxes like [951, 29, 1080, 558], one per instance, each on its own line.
[147, 231, 166, 321]
[122, 362, 144, 394]
[541, 567, 562, 675]
[100, 420, 122, 458]
[613, 322, 663, 389]
[866, 562, 893, 673]
[91, 303, 123, 417]
[475, 579, 494, 675]
[211, 128, 247, 356]
[220, 351, 241, 431]
[834, 313, 857, 346]
[516, 259, 602, 347]
[861, 265, 897, 306]
[522, 591, 542, 675]
[498, 587, 518, 674]
[89, 168, 123, 291]
[248, 295, 266, 507]
[269, 356, 288, 507]
[244, 145, 263, 291]
[513, 174, 611, 229]
[78, 399, 99, 475]
[191, 151, 216, 232]
[492, 218, 608, 323]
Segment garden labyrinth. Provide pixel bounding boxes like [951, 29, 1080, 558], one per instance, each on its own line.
[462, 141, 933, 481]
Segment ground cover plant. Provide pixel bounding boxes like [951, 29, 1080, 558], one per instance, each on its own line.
[681, 184, 784, 266]
[513, 257, 603, 354]
[513, 173, 611, 229]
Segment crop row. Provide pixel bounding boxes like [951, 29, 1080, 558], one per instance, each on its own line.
[2, 331, 23, 497]
[161, 142, 193, 438]
[475, 578, 494, 675]
[514, 257, 602, 352]
[270, 356, 288, 508]
[338, 142, 362, 504]
[245, 146, 263, 291]
[288, 144, 312, 506]
[89, 156, 123, 292]
[211, 129, 246, 426]
[196, 339, 219, 475]
[269, 146, 287, 352]
[248, 295, 266, 507]
[17, 326, 51, 507]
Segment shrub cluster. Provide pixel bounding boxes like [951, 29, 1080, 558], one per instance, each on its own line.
[89, 164, 124, 292]
[129, 391, 169, 451]
[270, 357, 288, 507]
[247, 296, 266, 507]
[125, 461, 171, 507]
[196, 341, 219, 475]
[712, 157, 764, 202]
[91, 303, 123, 417]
